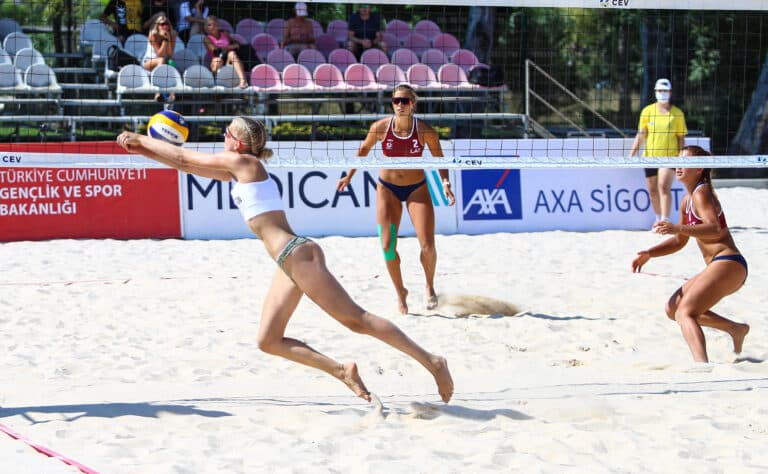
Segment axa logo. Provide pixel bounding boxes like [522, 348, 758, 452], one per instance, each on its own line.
[461, 169, 522, 220]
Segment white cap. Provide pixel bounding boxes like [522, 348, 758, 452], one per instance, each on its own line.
[295, 2, 308, 16]
[654, 78, 672, 90]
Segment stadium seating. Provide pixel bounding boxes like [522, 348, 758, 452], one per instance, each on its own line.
[251, 33, 279, 62]
[375, 63, 405, 88]
[215, 64, 247, 89]
[414, 20, 441, 43]
[437, 63, 474, 89]
[124, 34, 148, 62]
[0, 62, 24, 91]
[236, 19, 264, 43]
[385, 19, 411, 44]
[344, 62, 383, 90]
[266, 18, 285, 43]
[382, 32, 399, 54]
[217, 19, 234, 34]
[79, 19, 112, 52]
[3, 31, 33, 56]
[150, 63, 184, 94]
[360, 48, 388, 74]
[116, 64, 154, 94]
[421, 48, 448, 73]
[328, 48, 357, 74]
[282, 63, 314, 89]
[230, 33, 247, 45]
[313, 63, 345, 89]
[0, 18, 22, 43]
[172, 48, 201, 75]
[308, 19, 323, 40]
[0, 47, 11, 65]
[183, 64, 216, 89]
[451, 48, 480, 73]
[326, 19, 349, 45]
[24, 63, 61, 93]
[266, 48, 295, 73]
[406, 63, 440, 89]
[297, 48, 325, 73]
[402, 33, 430, 58]
[249, 64, 282, 91]
[315, 33, 338, 60]
[186, 34, 208, 61]
[391, 48, 419, 72]
[432, 33, 460, 57]
[14, 47, 45, 73]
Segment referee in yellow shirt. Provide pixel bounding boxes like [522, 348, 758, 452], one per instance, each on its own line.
[630, 78, 688, 226]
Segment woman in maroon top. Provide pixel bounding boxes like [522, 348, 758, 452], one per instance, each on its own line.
[338, 84, 455, 315]
[632, 145, 749, 362]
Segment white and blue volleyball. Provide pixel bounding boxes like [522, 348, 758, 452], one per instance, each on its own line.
[147, 110, 189, 146]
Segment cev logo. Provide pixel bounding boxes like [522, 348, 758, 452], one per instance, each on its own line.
[460, 169, 522, 220]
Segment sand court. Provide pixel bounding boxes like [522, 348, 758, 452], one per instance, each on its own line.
[1, 186, 767, 473]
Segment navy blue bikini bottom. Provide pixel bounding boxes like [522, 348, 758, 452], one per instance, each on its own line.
[378, 178, 427, 202]
[711, 254, 748, 283]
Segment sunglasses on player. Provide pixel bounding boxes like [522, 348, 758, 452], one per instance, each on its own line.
[392, 97, 411, 105]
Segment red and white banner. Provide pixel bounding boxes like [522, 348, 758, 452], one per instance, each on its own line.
[0, 142, 181, 241]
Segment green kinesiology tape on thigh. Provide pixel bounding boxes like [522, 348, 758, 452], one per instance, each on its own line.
[377, 224, 397, 261]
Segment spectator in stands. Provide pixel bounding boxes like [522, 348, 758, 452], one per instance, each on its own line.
[347, 4, 386, 60]
[100, 0, 143, 44]
[629, 78, 688, 227]
[142, 0, 177, 33]
[281, 2, 316, 58]
[177, 0, 208, 43]
[204, 15, 248, 88]
[336, 84, 455, 315]
[144, 14, 178, 101]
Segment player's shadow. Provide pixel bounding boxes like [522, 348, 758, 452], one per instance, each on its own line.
[407, 403, 534, 421]
[0, 402, 232, 424]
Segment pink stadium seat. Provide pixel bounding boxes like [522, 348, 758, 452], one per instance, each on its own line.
[385, 19, 411, 42]
[251, 33, 279, 62]
[406, 63, 440, 89]
[402, 32, 430, 58]
[230, 33, 247, 45]
[344, 63, 382, 90]
[376, 63, 406, 88]
[391, 48, 419, 72]
[414, 20, 441, 43]
[326, 19, 349, 45]
[266, 48, 295, 72]
[451, 48, 479, 73]
[437, 63, 474, 89]
[421, 48, 448, 73]
[432, 33, 460, 57]
[328, 48, 357, 74]
[249, 63, 282, 90]
[309, 19, 324, 40]
[382, 32, 399, 54]
[282, 63, 314, 89]
[235, 18, 264, 43]
[360, 48, 389, 74]
[217, 19, 234, 34]
[266, 18, 285, 42]
[313, 63, 345, 89]
[315, 33, 339, 59]
[297, 48, 326, 73]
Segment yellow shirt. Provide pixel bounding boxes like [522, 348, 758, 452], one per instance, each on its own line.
[638, 103, 687, 157]
[126, 0, 143, 33]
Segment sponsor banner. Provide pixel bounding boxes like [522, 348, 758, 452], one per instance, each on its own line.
[457, 168, 685, 233]
[0, 142, 180, 241]
[181, 167, 457, 239]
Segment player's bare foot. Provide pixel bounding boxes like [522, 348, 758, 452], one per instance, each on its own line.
[425, 287, 438, 310]
[339, 362, 371, 402]
[731, 323, 750, 354]
[397, 287, 409, 315]
[429, 356, 453, 403]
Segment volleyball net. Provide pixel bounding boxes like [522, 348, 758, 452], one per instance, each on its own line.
[2, 0, 768, 169]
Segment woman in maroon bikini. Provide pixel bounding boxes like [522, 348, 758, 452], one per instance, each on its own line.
[337, 84, 455, 315]
[632, 145, 750, 362]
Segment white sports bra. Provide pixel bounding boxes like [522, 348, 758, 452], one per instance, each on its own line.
[230, 177, 284, 221]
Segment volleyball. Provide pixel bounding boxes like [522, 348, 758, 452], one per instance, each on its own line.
[147, 110, 189, 146]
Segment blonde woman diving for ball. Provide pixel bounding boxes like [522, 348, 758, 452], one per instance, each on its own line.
[116, 116, 453, 404]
